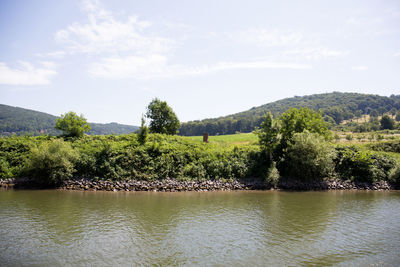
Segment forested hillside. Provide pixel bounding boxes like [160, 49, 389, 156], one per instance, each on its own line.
[179, 92, 400, 136]
[0, 104, 138, 136]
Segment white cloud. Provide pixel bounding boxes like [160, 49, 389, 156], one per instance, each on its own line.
[352, 65, 368, 71]
[231, 28, 348, 62]
[89, 55, 311, 80]
[55, 0, 174, 55]
[0, 61, 57, 86]
[89, 55, 168, 79]
[394, 52, 400, 57]
[234, 29, 306, 47]
[35, 51, 66, 58]
[283, 48, 349, 60]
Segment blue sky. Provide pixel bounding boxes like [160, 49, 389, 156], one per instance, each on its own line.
[0, 0, 399, 125]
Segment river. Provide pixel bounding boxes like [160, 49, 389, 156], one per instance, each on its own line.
[0, 190, 399, 266]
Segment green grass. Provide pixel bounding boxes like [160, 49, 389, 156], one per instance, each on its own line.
[186, 133, 258, 146]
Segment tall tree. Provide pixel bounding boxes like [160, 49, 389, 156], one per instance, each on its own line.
[55, 111, 91, 137]
[257, 112, 280, 153]
[279, 107, 331, 146]
[146, 98, 180, 135]
[137, 115, 149, 144]
[380, 115, 394, 130]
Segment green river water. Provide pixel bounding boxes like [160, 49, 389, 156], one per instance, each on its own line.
[0, 189, 399, 266]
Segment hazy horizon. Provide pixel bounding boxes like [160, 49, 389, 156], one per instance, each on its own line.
[1, 0, 399, 125]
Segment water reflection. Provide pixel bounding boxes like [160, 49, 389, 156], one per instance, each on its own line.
[0, 190, 399, 266]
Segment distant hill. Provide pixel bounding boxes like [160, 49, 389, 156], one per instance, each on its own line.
[179, 92, 400, 136]
[0, 104, 139, 136]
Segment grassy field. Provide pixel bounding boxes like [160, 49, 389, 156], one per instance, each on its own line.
[187, 132, 258, 146]
[187, 130, 400, 146]
[332, 130, 400, 143]
[186, 131, 400, 163]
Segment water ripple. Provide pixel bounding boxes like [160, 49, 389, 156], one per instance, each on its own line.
[0, 190, 399, 266]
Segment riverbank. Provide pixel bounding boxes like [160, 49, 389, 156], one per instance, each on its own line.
[1, 178, 397, 191]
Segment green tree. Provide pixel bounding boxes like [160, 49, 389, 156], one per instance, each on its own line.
[370, 110, 379, 118]
[380, 114, 394, 130]
[137, 115, 149, 144]
[279, 107, 330, 147]
[396, 111, 400, 122]
[257, 112, 280, 153]
[146, 98, 180, 135]
[55, 111, 91, 137]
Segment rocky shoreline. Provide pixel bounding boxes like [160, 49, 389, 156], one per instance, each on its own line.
[0, 177, 397, 191]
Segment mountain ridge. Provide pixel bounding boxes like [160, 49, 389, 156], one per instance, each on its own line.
[179, 92, 400, 136]
[0, 104, 139, 136]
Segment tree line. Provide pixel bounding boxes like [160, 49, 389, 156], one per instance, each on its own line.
[179, 92, 400, 136]
[1, 106, 399, 188]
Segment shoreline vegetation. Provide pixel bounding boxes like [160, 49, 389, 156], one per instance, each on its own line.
[1, 106, 400, 192]
[0, 132, 399, 192]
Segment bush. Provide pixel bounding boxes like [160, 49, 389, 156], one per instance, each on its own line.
[265, 161, 280, 186]
[278, 131, 336, 181]
[0, 136, 37, 178]
[0, 158, 12, 178]
[26, 139, 79, 185]
[334, 146, 395, 183]
[389, 165, 400, 185]
[346, 134, 353, 141]
[368, 140, 400, 153]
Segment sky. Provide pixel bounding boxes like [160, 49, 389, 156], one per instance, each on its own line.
[0, 0, 399, 126]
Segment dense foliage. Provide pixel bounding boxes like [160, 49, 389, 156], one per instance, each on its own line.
[380, 115, 395, 130]
[334, 146, 395, 183]
[146, 99, 180, 135]
[257, 108, 335, 181]
[55, 112, 91, 137]
[389, 165, 400, 184]
[278, 107, 331, 145]
[0, 104, 139, 136]
[279, 131, 336, 181]
[0, 106, 398, 187]
[367, 140, 400, 153]
[179, 92, 400, 136]
[26, 139, 79, 185]
[258, 107, 330, 159]
[0, 134, 263, 184]
[257, 112, 280, 153]
[0, 132, 398, 186]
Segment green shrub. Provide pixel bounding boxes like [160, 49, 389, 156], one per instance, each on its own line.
[389, 165, 400, 184]
[334, 146, 395, 183]
[278, 131, 336, 181]
[368, 140, 400, 153]
[0, 158, 12, 178]
[26, 139, 79, 185]
[0, 136, 37, 177]
[182, 163, 207, 179]
[265, 161, 280, 186]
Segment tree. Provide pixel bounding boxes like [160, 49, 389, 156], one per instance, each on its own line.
[370, 110, 379, 118]
[257, 107, 331, 171]
[280, 131, 336, 181]
[380, 115, 394, 130]
[55, 111, 91, 137]
[257, 112, 280, 153]
[137, 115, 149, 144]
[395, 111, 400, 122]
[146, 98, 180, 135]
[279, 107, 331, 147]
